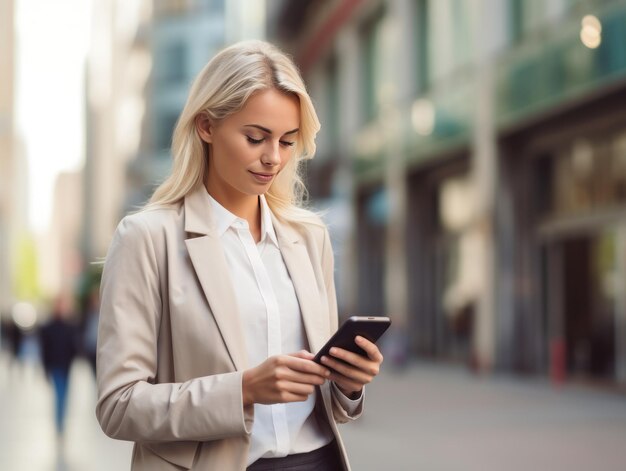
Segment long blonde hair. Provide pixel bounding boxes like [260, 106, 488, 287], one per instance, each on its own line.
[146, 40, 321, 223]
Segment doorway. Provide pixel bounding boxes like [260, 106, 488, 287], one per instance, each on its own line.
[545, 231, 617, 381]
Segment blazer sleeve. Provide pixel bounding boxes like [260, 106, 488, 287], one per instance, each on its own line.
[96, 214, 252, 443]
[320, 226, 364, 423]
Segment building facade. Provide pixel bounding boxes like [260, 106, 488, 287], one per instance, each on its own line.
[84, 0, 153, 266]
[269, 0, 626, 385]
[126, 0, 266, 208]
[82, 0, 267, 303]
[0, 0, 16, 318]
[0, 0, 26, 318]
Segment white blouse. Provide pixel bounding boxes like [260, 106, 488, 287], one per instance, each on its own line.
[206, 193, 360, 465]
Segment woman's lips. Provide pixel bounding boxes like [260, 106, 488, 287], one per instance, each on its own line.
[249, 171, 275, 183]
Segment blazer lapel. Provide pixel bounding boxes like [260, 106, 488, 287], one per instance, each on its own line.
[183, 187, 248, 371]
[272, 215, 329, 354]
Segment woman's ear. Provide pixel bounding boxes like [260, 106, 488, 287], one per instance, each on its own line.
[195, 112, 213, 143]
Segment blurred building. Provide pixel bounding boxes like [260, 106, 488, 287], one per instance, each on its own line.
[125, 0, 266, 208]
[269, 0, 626, 386]
[84, 0, 153, 267]
[0, 0, 16, 319]
[0, 0, 28, 318]
[39, 172, 84, 300]
[81, 0, 266, 292]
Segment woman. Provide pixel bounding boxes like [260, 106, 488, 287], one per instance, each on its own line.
[96, 40, 383, 471]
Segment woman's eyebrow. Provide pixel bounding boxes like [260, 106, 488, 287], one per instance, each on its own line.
[244, 124, 299, 135]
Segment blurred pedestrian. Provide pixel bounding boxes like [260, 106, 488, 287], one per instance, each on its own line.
[82, 289, 100, 376]
[40, 296, 78, 435]
[96, 40, 384, 470]
[3, 317, 23, 364]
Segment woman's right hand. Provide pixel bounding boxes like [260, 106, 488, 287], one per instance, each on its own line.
[242, 351, 331, 406]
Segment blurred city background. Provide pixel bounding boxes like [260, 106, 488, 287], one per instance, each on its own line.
[1, 0, 626, 469]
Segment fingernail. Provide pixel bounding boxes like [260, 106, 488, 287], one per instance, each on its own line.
[330, 348, 337, 355]
[355, 336, 363, 343]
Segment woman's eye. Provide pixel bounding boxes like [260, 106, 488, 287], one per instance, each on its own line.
[246, 136, 264, 145]
[280, 141, 295, 147]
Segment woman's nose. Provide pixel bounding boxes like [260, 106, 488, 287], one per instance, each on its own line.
[261, 142, 281, 166]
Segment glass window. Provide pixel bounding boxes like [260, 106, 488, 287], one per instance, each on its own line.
[509, 0, 548, 42]
[155, 112, 180, 151]
[435, 172, 476, 360]
[155, 41, 187, 86]
[415, 0, 429, 92]
[194, 0, 225, 15]
[537, 129, 626, 218]
[359, 9, 385, 124]
[154, 0, 190, 18]
[326, 53, 340, 147]
[357, 188, 386, 317]
[450, 0, 472, 68]
[415, 0, 474, 90]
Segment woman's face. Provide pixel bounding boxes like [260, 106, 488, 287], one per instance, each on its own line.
[197, 88, 300, 204]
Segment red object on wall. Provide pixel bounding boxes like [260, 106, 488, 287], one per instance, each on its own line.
[299, 0, 364, 73]
[550, 338, 566, 386]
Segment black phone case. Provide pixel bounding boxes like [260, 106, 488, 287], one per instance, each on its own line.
[313, 316, 391, 363]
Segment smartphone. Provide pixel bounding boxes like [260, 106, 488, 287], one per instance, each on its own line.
[313, 316, 391, 364]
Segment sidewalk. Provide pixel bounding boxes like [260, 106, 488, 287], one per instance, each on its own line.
[1, 353, 625, 470]
[0, 352, 131, 471]
[341, 362, 626, 471]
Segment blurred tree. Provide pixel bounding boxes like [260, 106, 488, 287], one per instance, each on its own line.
[13, 232, 39, 301]
[76, 264, 103, 317]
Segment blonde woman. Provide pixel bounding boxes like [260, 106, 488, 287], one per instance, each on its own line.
[96, 40, 383, 471]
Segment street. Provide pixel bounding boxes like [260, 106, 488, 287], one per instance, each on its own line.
[1, 352, 625, 470]
[342, 363, 626, 470]
[0, 351, 131, 471]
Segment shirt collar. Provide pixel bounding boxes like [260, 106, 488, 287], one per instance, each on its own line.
[205, 192, 279, 247]
[259, 194, 279, 247]
[206, 192, 239, 237]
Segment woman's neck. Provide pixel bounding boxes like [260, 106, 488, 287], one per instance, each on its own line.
[205, 184, 262, 240]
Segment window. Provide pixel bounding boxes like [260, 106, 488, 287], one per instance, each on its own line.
[415, 0, 430, 92]
[326, 53, 340, 147]
[154, 0, 190, 18]
[155, 112, 180, 151]
[415, 0, 474, 91]
[536, 130, 626, 218]
[155, 40, 187, 86]
[509, 0, 548, 43]
[195, 0, 225, 15]
[359, 9, 385, 124]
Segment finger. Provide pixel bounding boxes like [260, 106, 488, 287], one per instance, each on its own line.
[320, 355, 373, 384]
[328, 347, 380, 376]
[274, 362, 328, 385]
[289, 350, 315, 361]
[280, 355, 330, 377]
[275, 390, 310, 403]
[354, 336, 384, 363]
[279, 369, 327, 386]
[276, 378, 316, 395]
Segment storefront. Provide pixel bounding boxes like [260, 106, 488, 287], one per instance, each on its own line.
[355, 184, 386, 318]
[406, 153, 475, 363]
[502, 87, 626, 384]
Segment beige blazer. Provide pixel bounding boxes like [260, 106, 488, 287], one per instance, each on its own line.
[96, 186, 361, 470]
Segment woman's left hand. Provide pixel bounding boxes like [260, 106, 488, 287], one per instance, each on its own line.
[320, 336, 383, 398]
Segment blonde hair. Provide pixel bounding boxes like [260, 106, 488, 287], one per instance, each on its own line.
[146, 40, 321, 223]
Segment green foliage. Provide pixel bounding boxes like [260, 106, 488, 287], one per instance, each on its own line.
[13, 233, 39, 301]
